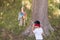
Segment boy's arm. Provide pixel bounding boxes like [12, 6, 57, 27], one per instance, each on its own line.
[32, 24, 35, 31]
[41, 28, 45, 36]
[32, 25, 35, 31]
[42, 30, 46, 37]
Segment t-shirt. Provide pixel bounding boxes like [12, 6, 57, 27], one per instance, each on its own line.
[33, 27, 43, 39]
[18, 12, 24, 20]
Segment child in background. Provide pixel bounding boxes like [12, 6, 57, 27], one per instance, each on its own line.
[32, 20, 44, 40]
[18, 7, 27, 26]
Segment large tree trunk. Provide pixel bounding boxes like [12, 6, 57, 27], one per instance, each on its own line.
[21, 0, 54, 37]
[32, 0, 54, 36]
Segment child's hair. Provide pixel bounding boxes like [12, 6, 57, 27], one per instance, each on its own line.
[34, 20, 40, 24]
[34, 20, 40, 27]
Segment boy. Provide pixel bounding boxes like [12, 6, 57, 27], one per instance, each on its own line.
[18, 7, 27, 26]
[32, 21, 44, 40]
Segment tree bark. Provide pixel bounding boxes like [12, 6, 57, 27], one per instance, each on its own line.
[32, 0, 54, 36]
[21, 0, 54, 37]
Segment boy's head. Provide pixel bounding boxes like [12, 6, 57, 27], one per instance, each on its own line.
[34, 20, 40, 27]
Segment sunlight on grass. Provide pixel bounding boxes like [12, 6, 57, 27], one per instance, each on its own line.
[53, 9, 60, 18]
[54, 0, 60, 3]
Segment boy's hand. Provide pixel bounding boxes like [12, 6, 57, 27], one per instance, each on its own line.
[42, 33, 46, 37]
[32, 24, 35, 31]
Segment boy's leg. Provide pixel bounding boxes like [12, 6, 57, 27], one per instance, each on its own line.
[23, 19, 25, 26]
[19, 18, 23, 26]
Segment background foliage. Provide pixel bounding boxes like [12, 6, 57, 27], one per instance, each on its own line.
[0, 0, 60, 40]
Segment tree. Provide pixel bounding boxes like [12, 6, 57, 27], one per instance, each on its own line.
[32, 0, 54, 36]
[22, 0, 54, 37]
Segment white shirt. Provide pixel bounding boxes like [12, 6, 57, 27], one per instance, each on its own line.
[33, 27, 43, 39]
